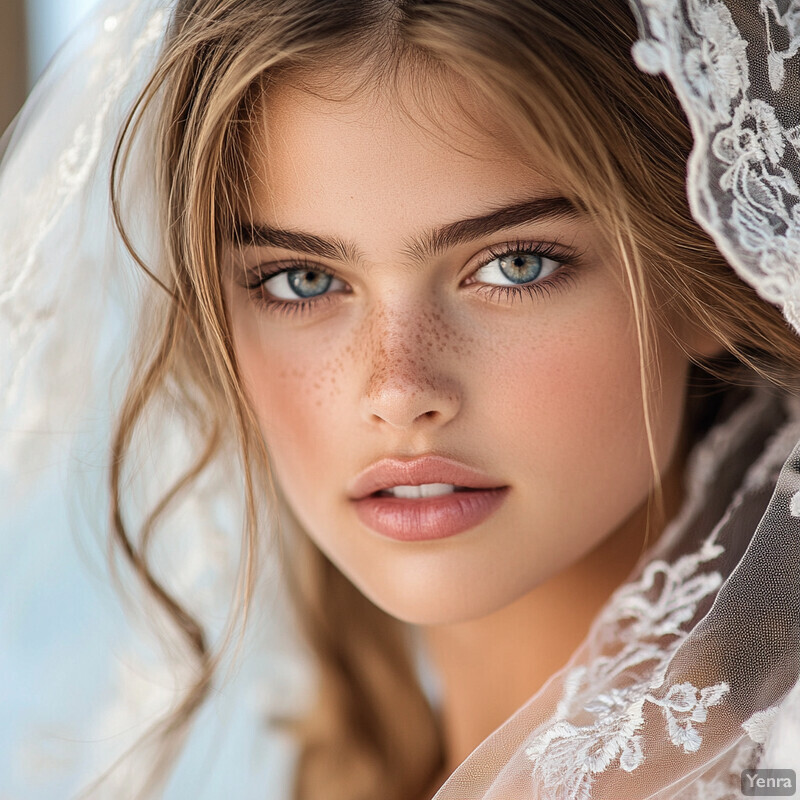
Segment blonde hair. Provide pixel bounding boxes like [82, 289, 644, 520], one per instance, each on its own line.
[104, 1, 800, 798]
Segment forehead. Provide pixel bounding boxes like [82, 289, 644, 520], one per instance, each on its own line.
[241, 67, 564, 234]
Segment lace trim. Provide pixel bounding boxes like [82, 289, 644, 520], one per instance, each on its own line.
[629, 0, 800, 335]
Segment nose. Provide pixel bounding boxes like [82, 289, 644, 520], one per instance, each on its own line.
[359, 306, 461, 431]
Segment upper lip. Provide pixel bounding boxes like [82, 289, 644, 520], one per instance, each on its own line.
[347, 454, 507, 500]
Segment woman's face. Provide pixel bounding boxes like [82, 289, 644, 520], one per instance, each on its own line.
[223, 71, 699, 625]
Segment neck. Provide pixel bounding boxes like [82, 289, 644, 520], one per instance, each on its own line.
[418, 455, 686, 779]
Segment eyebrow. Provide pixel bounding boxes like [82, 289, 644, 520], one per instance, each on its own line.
[234, 195, 583, 265]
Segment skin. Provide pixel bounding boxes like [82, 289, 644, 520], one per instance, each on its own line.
[221, 67, 721, 786]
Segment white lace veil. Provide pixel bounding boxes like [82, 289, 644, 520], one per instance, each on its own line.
[2, 1, 799, 798]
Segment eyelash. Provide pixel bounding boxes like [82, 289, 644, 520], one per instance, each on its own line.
[244, 239, 581, 319]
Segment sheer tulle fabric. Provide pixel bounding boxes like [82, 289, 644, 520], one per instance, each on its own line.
[2, 3, 310, 795]
[1, 1, 799, 798]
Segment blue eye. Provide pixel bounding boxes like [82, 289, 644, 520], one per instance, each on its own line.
[244, 239, 582, 319]
[473, 250, 561, 286]
[463, 240, 581, 305]
[260, 267, 346, 300]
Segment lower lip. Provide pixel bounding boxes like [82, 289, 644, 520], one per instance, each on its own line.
[351, 487, 510, 542]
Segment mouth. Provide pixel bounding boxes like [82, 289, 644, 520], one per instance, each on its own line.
[346, 454, 509, 539]
[351, 484, 510, 542]
[347, 453, 507, 502]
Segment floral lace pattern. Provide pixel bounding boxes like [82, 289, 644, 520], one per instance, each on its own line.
[629, 0, 800, 333]
[524, 545, 730, 794]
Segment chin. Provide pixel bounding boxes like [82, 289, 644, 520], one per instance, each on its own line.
[353, 566, 533, 627]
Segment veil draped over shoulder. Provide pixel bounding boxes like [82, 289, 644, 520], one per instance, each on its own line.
[1, 1, 799, 798]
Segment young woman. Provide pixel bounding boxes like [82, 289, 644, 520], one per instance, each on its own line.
[2, 0, 799, 798]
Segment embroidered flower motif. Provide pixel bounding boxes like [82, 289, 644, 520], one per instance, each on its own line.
[790, 491, 800, 518]
[632, 0, 800, 341]
[682, 4, 748, 116]
[583, 690, 645, 771]
[713, 99, 786, 169]
[757, 233, 800, 307]
[742, 704, 782, 744]
[645, 681, 730, 753]
[524, 545, 727, 797]
[525, 689, 647, 800]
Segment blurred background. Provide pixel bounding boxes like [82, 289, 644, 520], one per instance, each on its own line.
[0, 0, 100, 135]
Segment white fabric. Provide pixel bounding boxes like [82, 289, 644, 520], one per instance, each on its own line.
[1, 2, 312, 796]
[2, 1, 799, 798]
[630, 0, 800, 336]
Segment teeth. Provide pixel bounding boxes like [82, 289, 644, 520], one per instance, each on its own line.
[381, 483, 459, 498]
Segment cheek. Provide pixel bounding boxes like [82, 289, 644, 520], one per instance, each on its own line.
[482, 312, 640, 436]
[230, 309, 346, 483]
[480, 295, 686, 521]
[528, 329, 642, 452]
